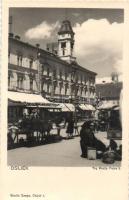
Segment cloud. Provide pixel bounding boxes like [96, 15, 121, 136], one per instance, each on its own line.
[25, 21, 60, 39]
[24, 18, 123, 77]
[73, 19, 123, 77]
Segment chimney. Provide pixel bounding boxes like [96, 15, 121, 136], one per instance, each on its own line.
[9, 33, 14, 38]
[111, 72, 119, 83]
[15, 35, 21, 40]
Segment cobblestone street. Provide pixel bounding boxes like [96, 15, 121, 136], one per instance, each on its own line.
[8, 128, 121, 167]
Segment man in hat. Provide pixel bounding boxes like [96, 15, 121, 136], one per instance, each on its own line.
[80, 120, 106, 158]
[80, 121, 95, 158]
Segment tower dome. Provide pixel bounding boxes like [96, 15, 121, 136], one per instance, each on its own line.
[58, 20, 74, 35]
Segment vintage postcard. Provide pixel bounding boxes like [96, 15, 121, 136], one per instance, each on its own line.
[1, 0, 129, 200]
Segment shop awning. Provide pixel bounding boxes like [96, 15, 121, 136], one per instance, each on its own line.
[55, 103, 75, 112]
[113, 106, 120, 111]
[65, 103, 75, 112]
[98, 102, 118, 110]
[8, 91, 49, 104]
[79, 104, 89, 111]
[56, 103, 71, 112]
[86, 104, 95, 111]
[25, 104, 60, 109]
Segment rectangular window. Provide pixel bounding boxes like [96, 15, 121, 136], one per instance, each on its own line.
[71, 42, 74, 49]
[59, 83, 62, 94]
[61, 42, 66, 48]
[30, 78, 33, 91]
[71, 71, 75, 81]
[63, 49, 65, 55]
[47, 84, 49, 93]
[29, 59, 33, 69]
[65, 84, 68, 95]
[17, 55, 23, 66]
[20, 56, 23, 66]
[65, 72, 67, 80]
[17, 56, 20, 66]
[17, 76, 23, 89]
[42, 65, 44, 75]
[19, 77, 23, 89]
[53, 85, 56, 95]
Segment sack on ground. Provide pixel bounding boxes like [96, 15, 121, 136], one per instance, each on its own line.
[102, 150, 115, 164]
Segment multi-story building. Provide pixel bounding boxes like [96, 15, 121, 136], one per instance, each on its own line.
[8, 20, 97, 106]
[96, 82, 122, 109]
[8, 34, 40, 94]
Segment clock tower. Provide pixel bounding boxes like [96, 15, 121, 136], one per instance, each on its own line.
[58, 20, 76, 63]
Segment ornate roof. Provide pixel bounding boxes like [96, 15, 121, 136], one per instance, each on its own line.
[58, 20, 74, 35]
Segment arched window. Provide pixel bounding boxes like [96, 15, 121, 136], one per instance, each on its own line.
[17, 55, 23, 66]
[17, 74, 24, 89]
[30, 77, 33, 91]
[29, 59, 33, 69]
[47, 83, 50, 93]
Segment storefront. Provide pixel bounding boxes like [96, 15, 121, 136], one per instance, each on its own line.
[78, 104, 95, 120]
[8, 91, 60, 124]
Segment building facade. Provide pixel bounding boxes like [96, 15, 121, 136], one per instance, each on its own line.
[8, 20, 97, 105]
[96, 82, 122, 108]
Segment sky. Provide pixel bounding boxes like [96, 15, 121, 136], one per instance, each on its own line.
[9, 8, 124, 78]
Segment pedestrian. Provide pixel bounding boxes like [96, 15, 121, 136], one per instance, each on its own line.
[80, 121, 95, 158]
[66, 117, 74, 139]
[80, 121, 88, 158]
[80, 120, 106, 158]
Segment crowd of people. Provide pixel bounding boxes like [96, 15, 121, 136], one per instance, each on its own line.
[8, 108, 122, 163]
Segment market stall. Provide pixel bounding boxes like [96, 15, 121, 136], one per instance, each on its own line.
[8, 91, 61, 148]
[8, 91, 60, 123]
